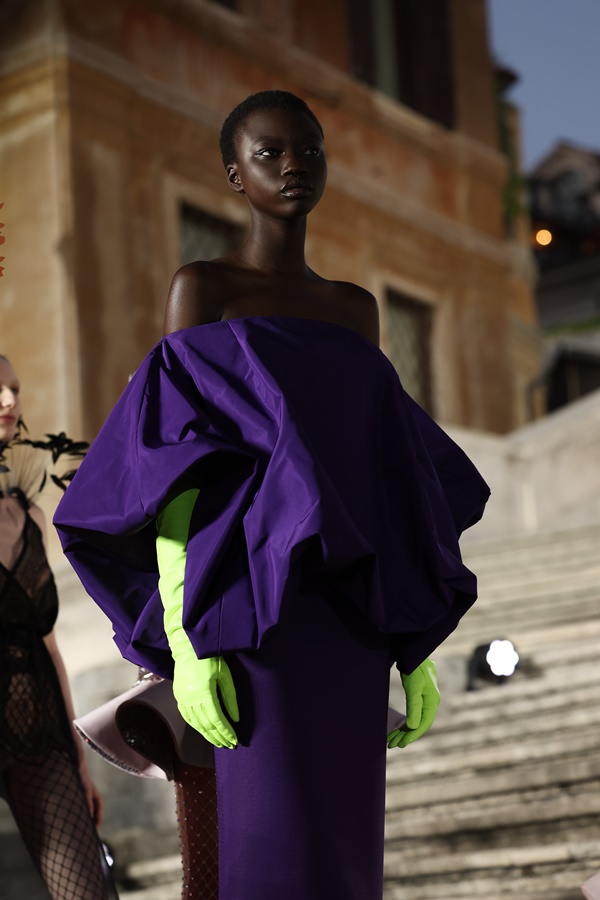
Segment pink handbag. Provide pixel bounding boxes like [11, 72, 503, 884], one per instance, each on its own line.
[582, 873, 600, 899]
[74, 674, 214, 780]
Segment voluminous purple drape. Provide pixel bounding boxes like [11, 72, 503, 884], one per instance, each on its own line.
[54, 316, 490, 677]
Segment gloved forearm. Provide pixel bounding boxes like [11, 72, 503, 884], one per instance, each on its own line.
[156, 489, 238, 749]
[156, 489, 201, 659]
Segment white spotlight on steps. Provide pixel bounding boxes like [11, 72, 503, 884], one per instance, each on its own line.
[486, 639, 519, 677]
[466, 639, 520, 690]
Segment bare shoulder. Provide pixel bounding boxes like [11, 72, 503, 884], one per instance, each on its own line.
[331, 281, 380, 346]
[163, 261, 224, 335]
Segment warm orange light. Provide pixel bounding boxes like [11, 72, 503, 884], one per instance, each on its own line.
[535, 229, 552, 246]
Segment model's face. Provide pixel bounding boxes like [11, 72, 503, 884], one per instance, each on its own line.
[0, 359, 21, 443]
[227, 108, 327, 217]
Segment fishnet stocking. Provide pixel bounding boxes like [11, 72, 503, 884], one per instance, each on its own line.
[174, 761, 218, 900]
[4, 749, 110, 899]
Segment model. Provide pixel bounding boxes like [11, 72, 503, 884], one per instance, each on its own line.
[54, 91, 490, 900]
[0, 354, 115, 899]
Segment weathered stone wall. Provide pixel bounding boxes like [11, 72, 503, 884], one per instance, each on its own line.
[1, 0, 539, 445]
[447, 386, 600, 541]
[0, 57, 82, 437]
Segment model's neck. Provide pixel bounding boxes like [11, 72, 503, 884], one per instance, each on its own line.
[238, 215, 308, 275]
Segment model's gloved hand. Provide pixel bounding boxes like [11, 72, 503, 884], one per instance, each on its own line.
[156, 488, 239, 749]
[172, 654, 239, 749]
[387, 658, 440, 749]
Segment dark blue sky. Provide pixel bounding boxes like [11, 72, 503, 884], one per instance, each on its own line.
[487, 0, 600, 170]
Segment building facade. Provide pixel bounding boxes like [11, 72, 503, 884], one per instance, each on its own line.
[0, 5, 548, 886]
[1, 0, 539, 443]
[528, 141, 600, 410]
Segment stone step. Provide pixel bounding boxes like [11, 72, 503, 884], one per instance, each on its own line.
[387, 750, 600, 808]
[439, 589, 600, 646]
[387, 721, 599, 786]
[463, 560, 599, 587]
[411, 681, 600, 739]
[118, 855, 182, 898]
[447, 639, 600, 682]
[448, 612, 597, 653]
[461, 580, 599, 611]
[427, 701, 600, 747]
[386, 768, 600, 823]
[385, 822, 600, 874]
[467, 543, 600, 576]
[442, 679, 600, 721]
[442, 614, 597, 659]
[461, 525, 600, 562]
[435, 630, 599, 676]
[120, 885, 180, 900]
[384, 888, 587, 900]
[443, 658, 600, 709]
[386, 784, 600, 842]
[463, 542, 600, 577]
[477, 565, 600, 596]
[125, 854, 182, 887]
[383, 868, 592, 900]
[427, 671, 597, 718]
[530, 637, 600, 667]
[385, 780, 600, 844]
[439, 616, 600, 657]
[384, 837, 600, 883]
[470, 553, 600, 580]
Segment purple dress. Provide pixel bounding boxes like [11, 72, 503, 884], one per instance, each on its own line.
[54, 317, 489, 899]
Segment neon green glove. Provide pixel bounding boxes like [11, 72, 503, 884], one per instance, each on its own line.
[156, 489, 239, 749]
[387, 658, 440, 749]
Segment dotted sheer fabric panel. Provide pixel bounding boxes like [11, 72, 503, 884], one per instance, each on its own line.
[174, 762, 219, 900]
[115, 672, 219, 896]
[3, 749, 114, 899]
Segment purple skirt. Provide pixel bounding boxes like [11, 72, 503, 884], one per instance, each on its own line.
[216, 591, 391, 900]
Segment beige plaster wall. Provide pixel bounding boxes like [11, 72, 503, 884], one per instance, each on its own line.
[448, 386, 600, 540]
[0, 61, 82, 438]
[2, 0, 540, 446]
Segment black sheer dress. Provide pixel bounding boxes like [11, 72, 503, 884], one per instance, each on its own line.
[0, 490, 113, 899]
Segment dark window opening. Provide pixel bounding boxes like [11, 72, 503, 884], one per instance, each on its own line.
[385, 288, 434, 414]
[179, 203, 244, 265]
[348, 0, 455, 129]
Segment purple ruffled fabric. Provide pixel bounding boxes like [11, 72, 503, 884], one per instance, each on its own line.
[54, 317, 489, 676]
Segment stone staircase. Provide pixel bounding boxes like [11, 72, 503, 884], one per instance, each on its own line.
[384, 524, 600, 900]
[3, 525, 599, 898]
